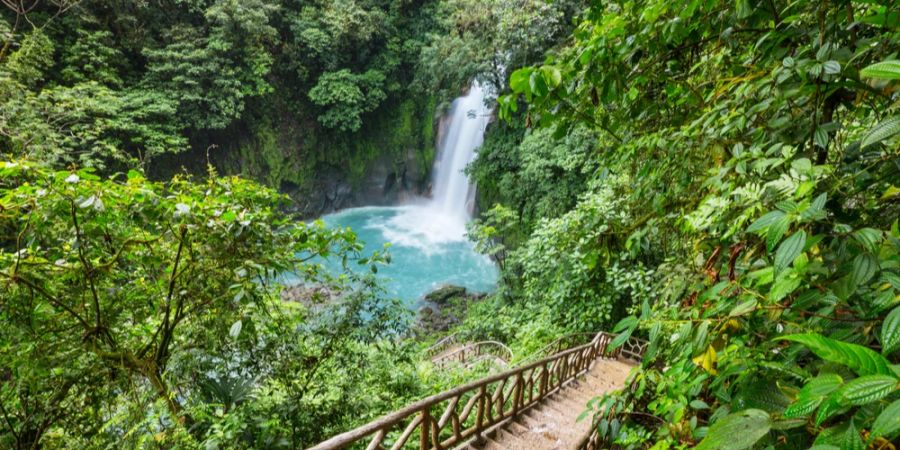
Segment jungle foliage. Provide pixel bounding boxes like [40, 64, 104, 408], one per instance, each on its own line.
[0, 0, 446, 209]
[0, 160, 439, 449]
[0, 1, 590, 448]
[465, 0, 900, 448]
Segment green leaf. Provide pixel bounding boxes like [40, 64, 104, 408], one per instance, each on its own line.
[823, 60, 841, 75]
[783, 374, 842, 418]
[815, 393, 845, 426]
[861, 115, 900, 149]
[509, 68, 531, 93]
[870, 399, 900, 441]
[851, 228, 883, 252]
[769, 275, 801, 302]
[841, 421, 865, 450]
[747, 210, 785, 233]
[221, 210, 237, 222]
[838, 375, 897, 406]
[851, 253, 879, 289]
[774, 231, 806, 276]
[690, 399, 710, 410]
[860, 60, 900, 80]
[693, 320, 709, 349]
[613, 315, 638, 333]
[801, 193, 828, 221]
[694, 409, 771, 450]
[767, 215, 791, 252]
[779, 334, 894, 376]
[541, 66, 562, 88]
[729, 299, 758, 317]
[881, 306, 900, 355]
[229, 320, 242, 338]
[608, 329, 632, 350]
[814, 127, 829, 149]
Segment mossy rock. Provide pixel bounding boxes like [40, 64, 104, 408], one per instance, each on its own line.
[424, 285, 468, 304]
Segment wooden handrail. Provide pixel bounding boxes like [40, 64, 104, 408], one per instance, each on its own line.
[431, 341, 513, 369]
[423, 332, 460, 359]
[515, 332, 599, 366]
[308, 332, 620, 450]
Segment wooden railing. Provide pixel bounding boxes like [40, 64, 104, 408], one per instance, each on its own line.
[514, 332, 598, 366]
[574, 335, 648, 450]
[307, 332, 618, 450]
[423, 333, 460, 360]
[617, 335, 648, 363]
[430, 341, 513, 369]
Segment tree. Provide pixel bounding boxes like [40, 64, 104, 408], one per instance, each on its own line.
[0, 160, 400, 448]
[0, 80, 187, 169]
[308, 69, 386, 132]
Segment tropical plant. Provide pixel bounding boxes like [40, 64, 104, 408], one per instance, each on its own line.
[476, 0, 900, 447]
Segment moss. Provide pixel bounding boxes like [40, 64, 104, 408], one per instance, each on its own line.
[212, 92, 439, 206]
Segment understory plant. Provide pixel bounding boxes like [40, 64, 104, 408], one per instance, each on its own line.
[480, 0, 900, 447]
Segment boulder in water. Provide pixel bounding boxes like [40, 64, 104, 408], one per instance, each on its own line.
[424, 285, 467, 304]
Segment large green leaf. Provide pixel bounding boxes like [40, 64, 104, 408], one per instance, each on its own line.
[783, 374, 843, 418]
[861, 116, 900, 149]
[837, 375, 898, 406]
[815, 391, 847, 425]
[882, 306, 900, 356]
[747, 210, 785, 233]
[774, 231, 806, 276]
[779, 334, 894, 377]
[851, 228, 883, 252]
[841, 421, 865, 450]
[850, 253, 878, 289]
[695, 409, 771, 450]
[870, 399, 900, 442]
[509, 68, 532, 92]
[767, 215, 791, 252]
[860, 60, 900, 80]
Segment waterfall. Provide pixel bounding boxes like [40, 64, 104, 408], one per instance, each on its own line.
[312, 80, 499, 302]
[353, 81, 490, 250]
[430, 82, 490, 222]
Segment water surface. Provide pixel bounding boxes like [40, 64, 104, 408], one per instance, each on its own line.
[321, 205, 497, 304]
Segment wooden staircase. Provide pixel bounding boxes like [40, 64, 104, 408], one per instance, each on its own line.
[466, 359, 633, 450]
[307, 331, 647, 450]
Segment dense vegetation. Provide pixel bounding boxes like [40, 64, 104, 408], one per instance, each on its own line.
[464, 0, 900, 448]
[0, 1, 581, 448]
[3, 0, 899, 449]
[0, 0, 450, 214]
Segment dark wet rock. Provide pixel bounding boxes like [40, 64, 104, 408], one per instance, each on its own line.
[424, 285, 468, 304]
[415, 285, 486, 334]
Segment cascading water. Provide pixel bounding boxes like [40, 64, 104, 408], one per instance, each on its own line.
[315, 81, 498, 303]
[430, 82, 489, 221]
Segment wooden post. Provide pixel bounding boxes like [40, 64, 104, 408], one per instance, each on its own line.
[432, 412, 441, 450]
[475, 384, 486, 439]
[420, 408, 430, 450]
[539, 363, 548, 396]
[512, 373, 523, 416]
